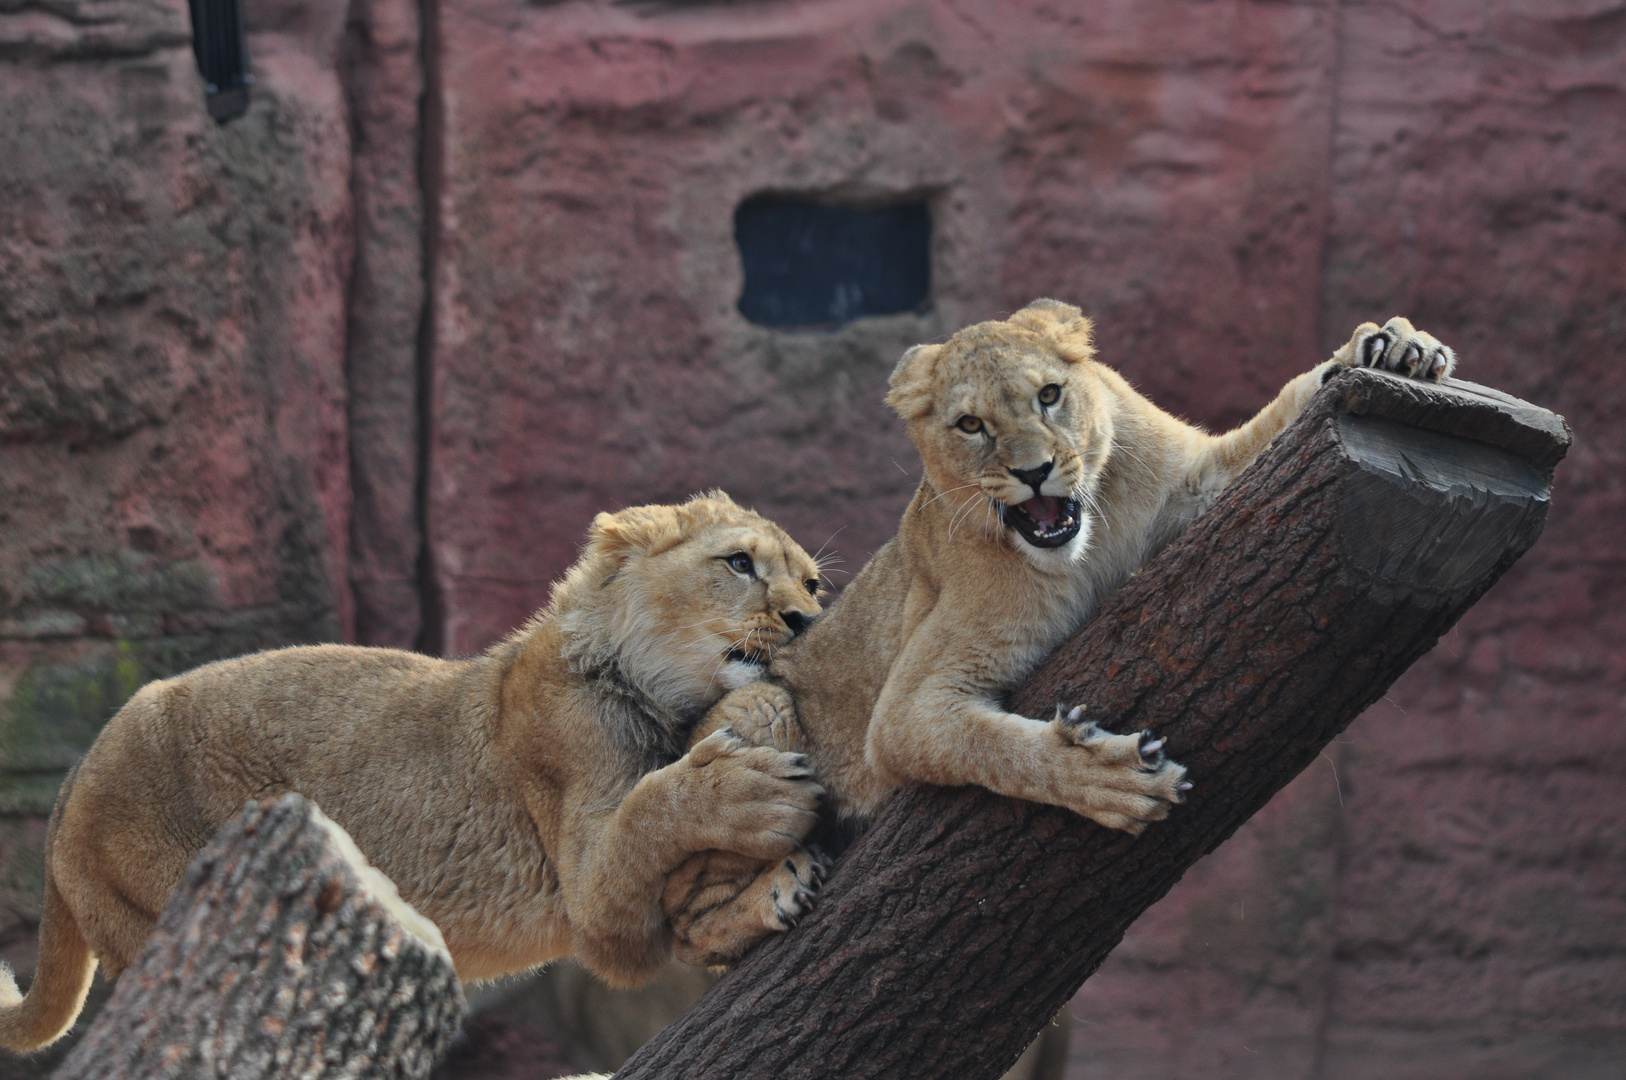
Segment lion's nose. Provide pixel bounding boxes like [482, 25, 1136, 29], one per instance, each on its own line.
[782, 610, 811, 636]
[1009, 461, 1053, 495]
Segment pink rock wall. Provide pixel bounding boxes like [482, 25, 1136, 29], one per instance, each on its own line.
[1311, 2, 1625, 1073]
[343, 0, 427, 650]
[0, 0, 357, 1070]
[425, 0, 1344, 656]
[0, 0, 356, 806]
[1067, 2, 1626, 1076]
[1, 0, 1621, 1076]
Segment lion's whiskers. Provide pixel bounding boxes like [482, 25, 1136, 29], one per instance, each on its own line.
[1106, 441, 1155, 477]
[811, 527, 847, 569]
[919, 482, 983, 512]
[946, 490, 990, 544]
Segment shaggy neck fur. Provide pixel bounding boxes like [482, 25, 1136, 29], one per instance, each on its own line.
[546, 553, 716, 764]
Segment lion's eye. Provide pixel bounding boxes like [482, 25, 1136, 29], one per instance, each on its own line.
[956, 415, 984, 434]
[725, 553, 754, 576]
[805, 579, 820, 596]
[1038, 384, 1061, 407]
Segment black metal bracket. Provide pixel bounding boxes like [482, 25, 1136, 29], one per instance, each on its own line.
[188, 0, 253, 123]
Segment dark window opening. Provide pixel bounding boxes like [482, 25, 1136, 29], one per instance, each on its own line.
[187, 0, 252, 124]
[735, 196, 931, 330]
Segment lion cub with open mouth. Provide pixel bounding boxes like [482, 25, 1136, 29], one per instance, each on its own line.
[666, 305, 1457, 958]
[0, 492, 826, 1053]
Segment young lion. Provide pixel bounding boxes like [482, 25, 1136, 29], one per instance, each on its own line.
[0, 492, 827, 1053]
[666, 308, 1456, 959]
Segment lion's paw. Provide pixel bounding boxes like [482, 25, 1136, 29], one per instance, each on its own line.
[1330, 317, 1457, 383]
[1051, 704, 1192, 835]
[667, 845, 830, 968]
[707, 681, 803, 752]
[764, 845, 832, 931]
[684, 729, 823, 861]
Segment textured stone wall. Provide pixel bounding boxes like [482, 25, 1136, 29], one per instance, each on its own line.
[1, 1, 1621, 1077]
[0, 0, 356, 1070]
[0, 0, 358, 805]
[1068, 3, 1626, 1077]
[343, 0, 427, 650]
[424, 0, 1344, 656]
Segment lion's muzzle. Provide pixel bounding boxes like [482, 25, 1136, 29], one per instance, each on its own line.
[1002, 495, 1083, 548]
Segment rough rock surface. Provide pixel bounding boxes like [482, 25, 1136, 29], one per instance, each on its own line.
[342, 0, 426, 650]
[0, 0, 356, 1069]
[424, 0, 1341, 655]
[0, 0, 355, 820]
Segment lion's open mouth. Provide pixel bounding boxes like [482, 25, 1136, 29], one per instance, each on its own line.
[1002, 495, 1083, 548]
[725, 647, 769, 666]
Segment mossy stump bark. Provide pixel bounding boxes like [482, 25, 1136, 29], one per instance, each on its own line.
[52, 794, 465, 1080]
[617, 368, 1571, 1080]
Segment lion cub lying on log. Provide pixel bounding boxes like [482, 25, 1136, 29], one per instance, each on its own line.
[0, 493, 827, 1053]
[667, 308, 1456, 961]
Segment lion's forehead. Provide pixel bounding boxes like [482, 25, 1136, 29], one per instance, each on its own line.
[693, 521, 817, 579]
[934, 343, 1071, 414]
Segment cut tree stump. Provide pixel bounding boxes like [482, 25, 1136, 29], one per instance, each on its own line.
[616, 368, 1571, 1080]
[52, 794, 466, 1080]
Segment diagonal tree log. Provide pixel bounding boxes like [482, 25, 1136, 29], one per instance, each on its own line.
[616, 367, 1572, 1080]
[52, 794, 466, 1080]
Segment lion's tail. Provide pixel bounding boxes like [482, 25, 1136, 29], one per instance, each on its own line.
[0, 870, 96, 1052]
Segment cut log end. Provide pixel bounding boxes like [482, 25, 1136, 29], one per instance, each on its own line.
[307, 803, 452, 957]
[54, 794, 467, 1080]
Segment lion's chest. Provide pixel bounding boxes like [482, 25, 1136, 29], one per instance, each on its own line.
[994, 546, 1138, 684]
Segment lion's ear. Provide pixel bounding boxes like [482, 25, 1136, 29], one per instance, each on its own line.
[886, 343, 944, 420]
[587, 505, 688, 561]
[1007, 298, 1081, 330]
[1008, 298, 1094, 364]
[688, 488, 738, 510]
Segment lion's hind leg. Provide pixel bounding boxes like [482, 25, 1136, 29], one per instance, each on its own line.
[663, 846, 830, 968]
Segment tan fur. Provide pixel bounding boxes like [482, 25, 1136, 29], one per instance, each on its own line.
[0, 492, 826, 1053]
[667, 309, 1457, 936]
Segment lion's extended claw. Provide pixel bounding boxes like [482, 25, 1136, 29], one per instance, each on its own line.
[1362, 333, 1390, 366]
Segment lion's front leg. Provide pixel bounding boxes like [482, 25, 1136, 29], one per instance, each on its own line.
[663, 681, 826, 967]
[1183, 317, 1461, 525]
[565, 729, 822, 986]
[663, 846, 831, 968]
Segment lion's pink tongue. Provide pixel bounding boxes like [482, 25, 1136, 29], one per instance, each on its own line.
[1019, 495, 1062, 524]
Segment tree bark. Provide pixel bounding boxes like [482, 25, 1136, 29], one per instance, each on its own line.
[616, 368, 1571, 1080]
[53, 794, 466, 1080]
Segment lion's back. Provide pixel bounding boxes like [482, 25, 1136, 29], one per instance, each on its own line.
[50, 644, 492, 969]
